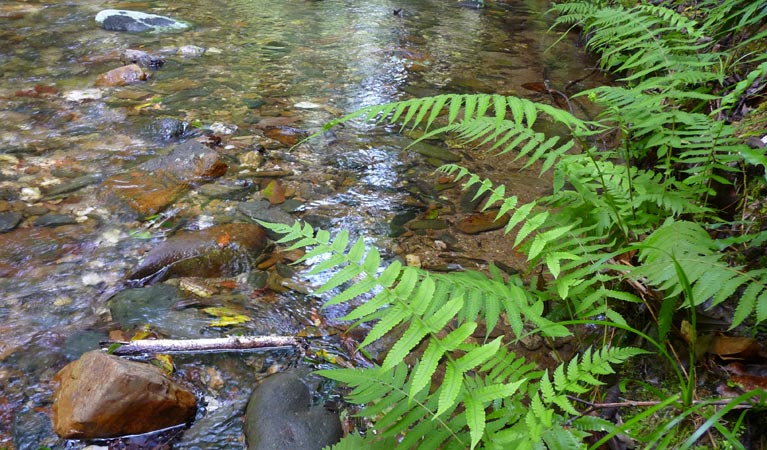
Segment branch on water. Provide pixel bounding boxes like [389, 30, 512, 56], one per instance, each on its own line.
[102, 335, 307, 356]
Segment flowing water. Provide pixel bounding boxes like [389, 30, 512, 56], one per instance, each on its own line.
[0, 1, 608, 448]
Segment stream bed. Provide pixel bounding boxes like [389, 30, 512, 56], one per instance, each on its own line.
[0, 1, 608, 448]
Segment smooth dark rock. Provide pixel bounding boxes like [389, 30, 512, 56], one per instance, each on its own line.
[409, 141, 461, 162]
[126, 223, 268, 284]
[52, 350, 196, 439]
[95, 9, 190, 33]
[45, 174, 103, 197]
[108, 284, 209, 338]
[0, 211, 22, 233]
[33, 214, 78, 228]
[245, 371, 342, 450]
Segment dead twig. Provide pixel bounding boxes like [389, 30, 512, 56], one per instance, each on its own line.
[102, 335, 307, 356]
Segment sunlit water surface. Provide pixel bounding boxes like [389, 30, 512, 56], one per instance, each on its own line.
[0, 1, 606, 447]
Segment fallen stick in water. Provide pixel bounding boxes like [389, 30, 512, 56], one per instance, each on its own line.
[102, 336, 307, 356]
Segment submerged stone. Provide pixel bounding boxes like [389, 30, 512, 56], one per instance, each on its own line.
[95, 64, 150, 87]
[95, 9, 190, 33]
[456, 211, 509, 234]
[409, 141, 461, 162]
[100, 140, 227, 218]
[126, 223, 268, 284]
[52, 350, 196, 439]
[0, 211, 22, 233]
[245, 371, 342, 450]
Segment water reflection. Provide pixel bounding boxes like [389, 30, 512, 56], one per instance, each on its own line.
[0, 0, 606, 447]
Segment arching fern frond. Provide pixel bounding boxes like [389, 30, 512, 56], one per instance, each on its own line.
[631, 220, 767, 328]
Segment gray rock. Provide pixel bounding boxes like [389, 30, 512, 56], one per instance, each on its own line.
[0, 211, 22, 233]
[33, 213, 78, 227]
[147, 117, 189, 141]
[108, 284, 211, 338]
[95, 9, 190, 33]
[122, 49, 165, 68]
[245, 371, 342, 450]
[45, 174, 103, 197]
[238, 200, 296, 239]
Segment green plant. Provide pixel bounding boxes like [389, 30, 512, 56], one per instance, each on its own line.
[271, 0, 767, 448]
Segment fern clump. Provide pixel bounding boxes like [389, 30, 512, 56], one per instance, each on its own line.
[259, 0, 767, 447]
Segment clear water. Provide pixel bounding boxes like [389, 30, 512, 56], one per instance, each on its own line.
[0, 0, 606, 448]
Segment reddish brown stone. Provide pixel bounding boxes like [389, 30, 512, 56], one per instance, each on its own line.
[95, 64, 150, 87]
[456, 211, 510, 234]
[263, 126, 308, 147]
[100, 140, 228, 218]
[52, 350, 196, 439]
[126, 223, 268, 283]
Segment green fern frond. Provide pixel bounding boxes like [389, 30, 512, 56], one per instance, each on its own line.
[631, 220, 767, 328]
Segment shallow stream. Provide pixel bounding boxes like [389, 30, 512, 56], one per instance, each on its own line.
[0, 1, 608, 447]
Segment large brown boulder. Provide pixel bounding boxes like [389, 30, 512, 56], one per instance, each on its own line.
[51, 350, 197, 439]
[100, 140, 228, 218]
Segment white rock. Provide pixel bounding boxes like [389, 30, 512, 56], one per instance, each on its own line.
[20, 187, 42, 202]
[293, 101, 322, 109]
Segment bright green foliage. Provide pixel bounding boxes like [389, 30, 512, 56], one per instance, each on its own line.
[279, 0, 766, 448]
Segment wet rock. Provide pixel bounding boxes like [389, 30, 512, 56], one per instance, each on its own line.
[238, 200, 296, 239]
[126, 223, 268, 284]
[408, 218, 449, 230]
[179, 395, 249, 449]
[147, 117, 189, 141]
[197, 180, 253, 200]
[33, 213, 78, 228]
[177, 45, 206, 58]
[456, 211, 509, 234]
[122, 49, 165, 68]
[108, 284, 210, 338]
[460, 183, 489, 212]
[95, 9, 190, 33]
[52, 350, 196, 439]
[45, 174, 103, 197]
[409, 141, 461, 162]
[263, 126, 309, 147]
[0, 211, 22, 233]
[101, 140, 227, 218]
[0, 227, 79, 277]
[245, 371, 342, 450]
[95, 64, 150, 87]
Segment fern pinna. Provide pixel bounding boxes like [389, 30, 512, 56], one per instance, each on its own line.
[260, 220, 646, 449]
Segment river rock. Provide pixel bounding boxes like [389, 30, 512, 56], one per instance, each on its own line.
[410, 141, 461, 162]
[95, 64, 150, 87]
[33, 213, 78, 228]
[51, 350, 196, 439]
[126, 223, 268, 284]
[95, 9, 190, 33]
[0, 227, 80, 277]
[238, 201, 296, 240]
[456, 211, 509, 234]
[245, 371, 342, 450]
[262, 126, 309, 147]
[147, 117, 189, 141]
[122, 49, 165, 68]
[0, 211, 22, 233]
[100, 140, 227, 218]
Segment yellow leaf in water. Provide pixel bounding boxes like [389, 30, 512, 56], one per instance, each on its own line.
[203, 306, 251, 327]
[152, 354, 174, 373]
